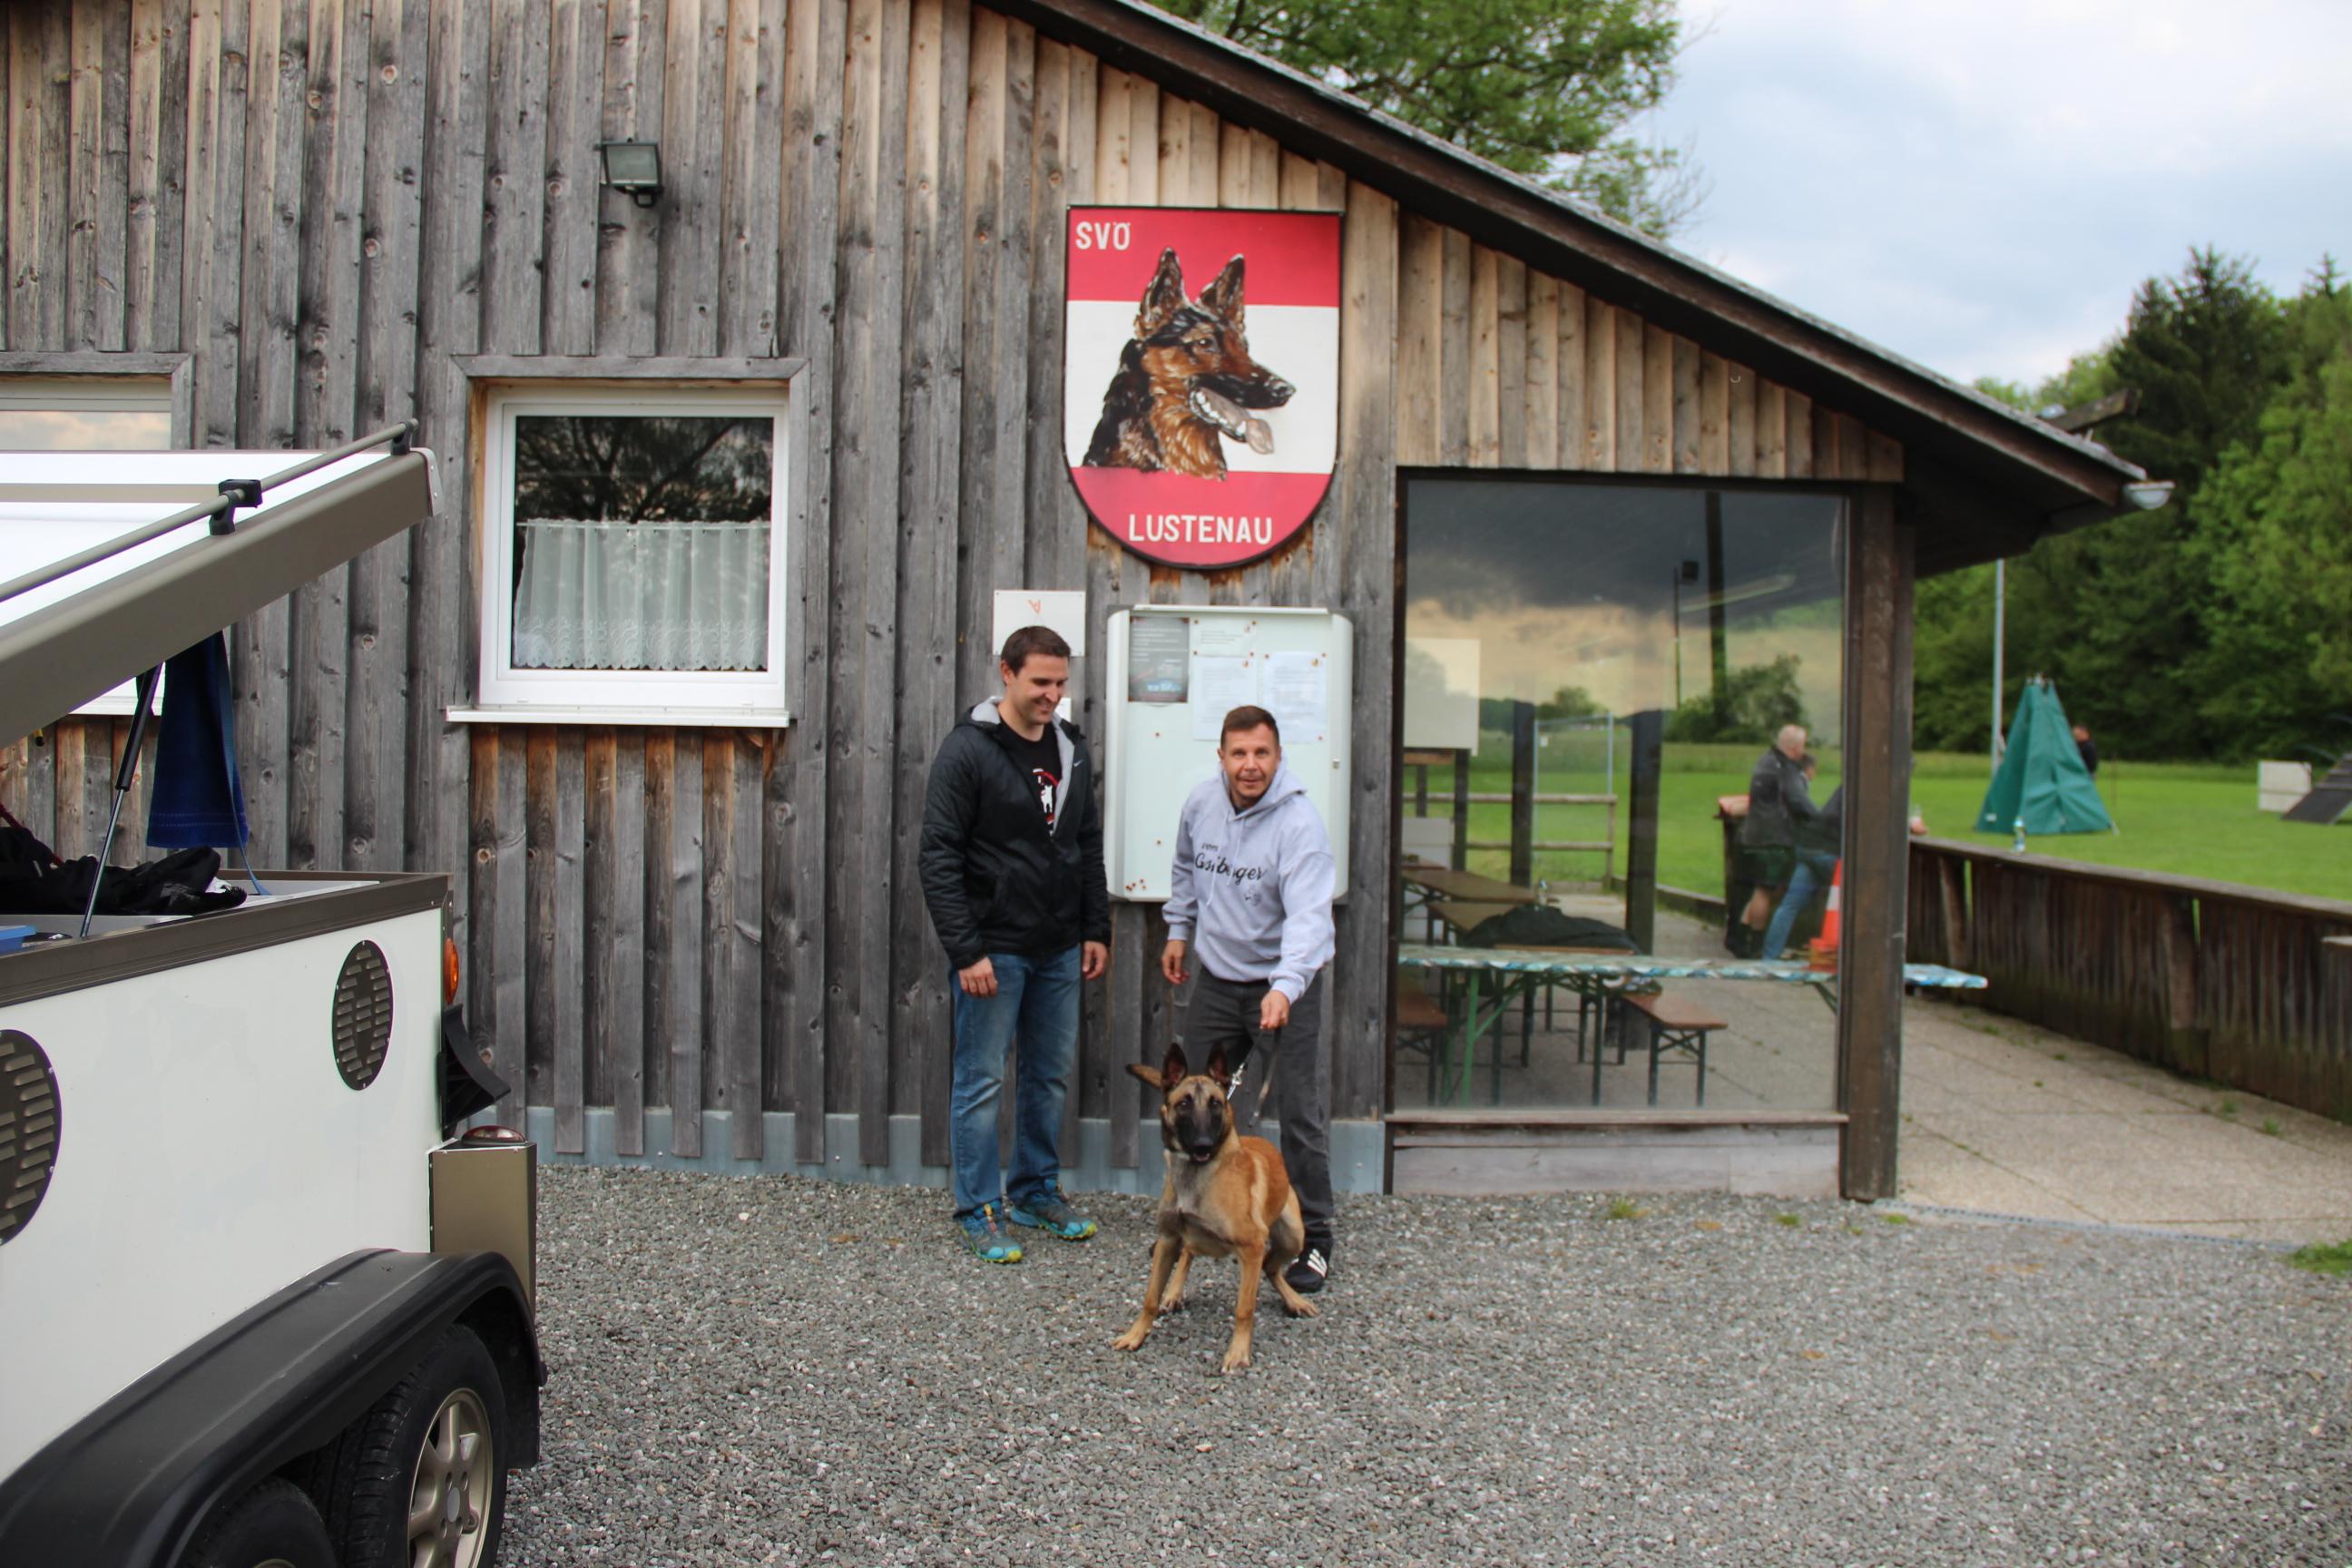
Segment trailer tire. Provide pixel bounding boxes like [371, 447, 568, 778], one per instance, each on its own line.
[179, 1478, 336, 1568]
[323, 1325, 507, 1568]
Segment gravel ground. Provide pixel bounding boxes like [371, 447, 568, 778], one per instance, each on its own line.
[504, 1166, 2351, 1567]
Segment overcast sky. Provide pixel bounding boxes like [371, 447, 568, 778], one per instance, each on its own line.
[1644, 0, 2352, 388]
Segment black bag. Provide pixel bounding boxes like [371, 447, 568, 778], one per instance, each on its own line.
[1462, 904, 1641, 952]
[0, 828, 246, 917]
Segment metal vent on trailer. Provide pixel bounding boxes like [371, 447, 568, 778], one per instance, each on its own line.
[0, 1031, 62, 1244]
[332, 941, 395, 1091]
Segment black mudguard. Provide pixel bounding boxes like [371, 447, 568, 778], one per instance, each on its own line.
[0, 1249, 543, 1567]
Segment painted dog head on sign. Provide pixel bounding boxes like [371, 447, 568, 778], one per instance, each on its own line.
[1081, 249, 1295, 480]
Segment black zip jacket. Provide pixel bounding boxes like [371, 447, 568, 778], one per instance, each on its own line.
[1740, 746, 1815, 849]
[919, 699, 1111, 970]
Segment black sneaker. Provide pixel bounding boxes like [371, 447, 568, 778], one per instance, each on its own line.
[1284, 1242, 1330, 1295]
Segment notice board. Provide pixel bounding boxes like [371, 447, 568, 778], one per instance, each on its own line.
[1103, 605, 1353, 902]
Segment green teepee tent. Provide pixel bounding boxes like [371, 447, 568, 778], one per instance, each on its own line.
[1976, 678, 2115, 836]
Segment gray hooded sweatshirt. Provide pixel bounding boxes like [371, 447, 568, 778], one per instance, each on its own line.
[1163, 761, 1336, 1002]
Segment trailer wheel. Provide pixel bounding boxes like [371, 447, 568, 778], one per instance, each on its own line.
[179, 1478, 335, 1568]
[326, 1326, 507, 1568]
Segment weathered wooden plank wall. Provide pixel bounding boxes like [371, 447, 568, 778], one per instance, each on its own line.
[2, 0, 1909, 1173]
[1907, 841, 2352, 1122]
[1389, 230, 1900, 485]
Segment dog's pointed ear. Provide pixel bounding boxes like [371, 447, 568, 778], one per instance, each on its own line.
[1202, 1044, 1230, 1085]
[1159, 1041, 1190, 1087]
[1125, 1060, 1168, 1090]
[1136, 248, 1188, 338]
[1197, 254, 1246, 327]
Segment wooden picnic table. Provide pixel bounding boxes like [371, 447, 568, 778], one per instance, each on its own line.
[1395, 943, 1987, 1108]
[1399, 865, 1539, 907]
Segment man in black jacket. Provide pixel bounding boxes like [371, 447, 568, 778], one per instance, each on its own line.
[919, 626, 1112, 1262]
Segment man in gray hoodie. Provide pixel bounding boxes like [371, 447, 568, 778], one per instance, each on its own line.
[1160, 704, 1338, 1293]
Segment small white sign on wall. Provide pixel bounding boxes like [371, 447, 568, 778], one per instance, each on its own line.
[991, 589, 1087, 662]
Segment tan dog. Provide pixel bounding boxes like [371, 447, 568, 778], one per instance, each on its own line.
[1112, 1042, 1317, 1373]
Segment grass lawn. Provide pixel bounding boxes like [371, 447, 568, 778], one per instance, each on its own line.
[1422, 739, 2352, 905]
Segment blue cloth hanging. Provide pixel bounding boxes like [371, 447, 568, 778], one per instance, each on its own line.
[145, 632, 250, 852]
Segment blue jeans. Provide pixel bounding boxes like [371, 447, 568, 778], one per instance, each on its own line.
[948, 946, 1081, 1220]
[1762, 850, 1837, 958]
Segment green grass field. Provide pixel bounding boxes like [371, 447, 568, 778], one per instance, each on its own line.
[1421, 736, 2352, 905]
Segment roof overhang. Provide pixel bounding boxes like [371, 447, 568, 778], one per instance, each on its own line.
[0, 449, 438, 745]
[1004, 0, 2144, 572]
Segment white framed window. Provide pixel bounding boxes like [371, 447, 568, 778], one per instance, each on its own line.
[471, 381, 791, 722]
[0, 365, 184, 717]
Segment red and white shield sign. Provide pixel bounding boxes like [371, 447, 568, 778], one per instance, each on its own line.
[1064, 207, 1340, 569]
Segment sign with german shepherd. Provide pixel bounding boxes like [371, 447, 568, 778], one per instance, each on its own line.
[1064, 207, 1340, 569]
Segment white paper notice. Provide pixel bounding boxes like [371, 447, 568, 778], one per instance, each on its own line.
[1190, 616, 1256, 655]
[1191, 655, 1259, 740]
[1265, 651, 1328, 741]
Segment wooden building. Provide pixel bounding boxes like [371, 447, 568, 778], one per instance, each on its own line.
[0, 0, 2143, 1200]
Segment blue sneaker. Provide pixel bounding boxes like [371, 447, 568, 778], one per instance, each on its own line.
[1006, 1191, 1098, 1241]
[958, 1204, 1024, 1263]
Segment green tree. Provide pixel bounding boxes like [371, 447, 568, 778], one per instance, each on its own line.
[2185, 277, 2352, 757]
[1909, 563, 1998, 753]
[1150, 0, 1697, 234]
[2098, 249, 2288, 513]
[1940, 251, 2288, 760]
[1916, 251, 2349, 764]
[1663, 654, 1806, 744]
[1475, 684, 1602, 732]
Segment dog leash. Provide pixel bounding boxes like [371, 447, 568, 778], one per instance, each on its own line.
[1252, 1021, 1282, 1113]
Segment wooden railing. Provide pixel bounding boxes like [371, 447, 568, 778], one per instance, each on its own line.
[1907, 837, 2352, 1121]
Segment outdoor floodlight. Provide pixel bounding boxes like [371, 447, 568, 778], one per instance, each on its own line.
[597, 140, 662, 208]
[2122, 479, 2175, 512]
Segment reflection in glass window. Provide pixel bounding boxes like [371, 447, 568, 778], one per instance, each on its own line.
[0, 375, 175, 717]
[1400, 478, 1847, 1115]
[0, 377, 172, 450]
[508, 415, 774, 672]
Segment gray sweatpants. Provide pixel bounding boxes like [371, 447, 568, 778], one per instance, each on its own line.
[1185, 967, 1334, 1248]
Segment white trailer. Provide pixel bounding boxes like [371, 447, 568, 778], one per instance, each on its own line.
[0, 430, 540, 1568]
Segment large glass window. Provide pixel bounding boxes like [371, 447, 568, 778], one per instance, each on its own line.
[1399, 477, 1847, 1114]
[475, 384, 790, 719]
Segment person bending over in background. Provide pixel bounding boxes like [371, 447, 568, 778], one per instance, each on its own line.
[1734, 723, 1814, 957]
[1763, 768, 1840, 961]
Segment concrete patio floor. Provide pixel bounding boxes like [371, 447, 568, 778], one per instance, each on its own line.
[1401, 896, 2352, 1244]
[1896, 993, 2352, 1247]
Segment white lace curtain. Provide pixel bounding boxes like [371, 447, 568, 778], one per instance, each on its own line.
[512, 518, 769, 671]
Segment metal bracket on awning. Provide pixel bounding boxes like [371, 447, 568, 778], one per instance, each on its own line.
[211, 478, 261, 536]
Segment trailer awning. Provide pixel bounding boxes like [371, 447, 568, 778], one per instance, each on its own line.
[0, 444, 437, 747]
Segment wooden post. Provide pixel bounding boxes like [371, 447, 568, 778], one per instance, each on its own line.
[1838, 488, 1913, 1200]
[1509, 700, 1535, 887]
[1624, 709, 1662, 954]
[2161, 890, 2204, 1077]
[1936, 852, 1970, 974]
[1704, 490, 1728, 723]
[1451, 749, 1470, 870]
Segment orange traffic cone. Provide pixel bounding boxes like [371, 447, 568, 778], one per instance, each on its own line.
[1806, 860, 1843, 972]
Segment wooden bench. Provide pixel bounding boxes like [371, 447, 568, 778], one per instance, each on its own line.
[1619, 991, 1726, 1106]
[1395, 978, 1453, 1102]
